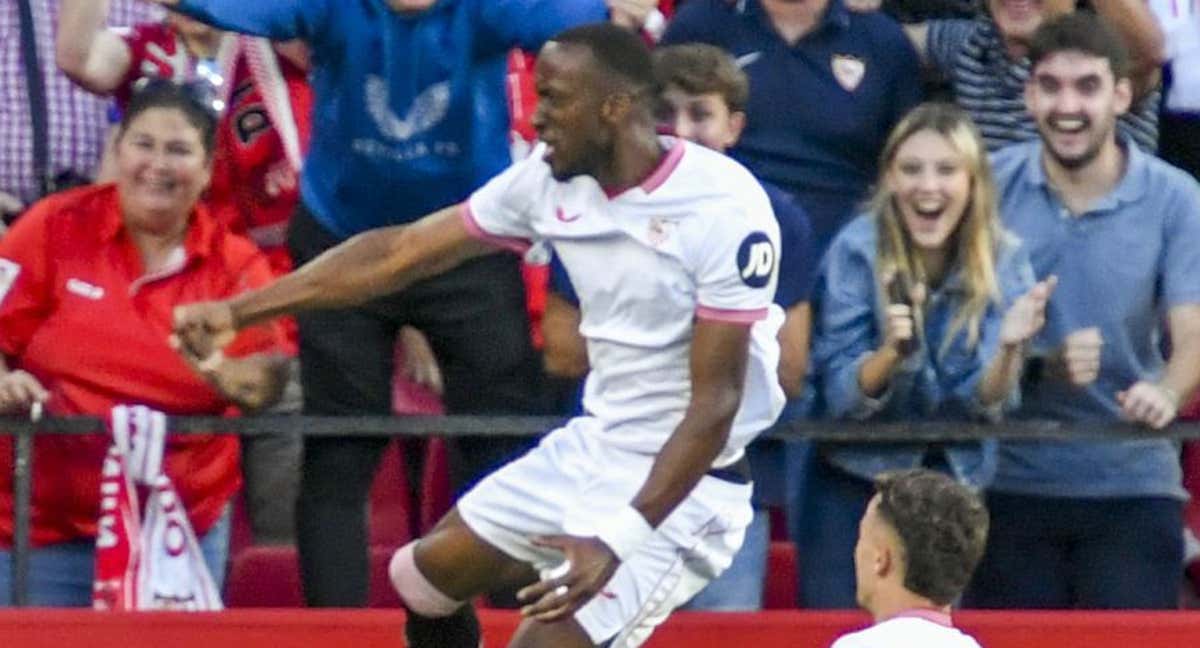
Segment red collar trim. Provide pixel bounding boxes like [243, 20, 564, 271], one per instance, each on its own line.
[602, 138, 686, 198]
[889, 608, 954, 628]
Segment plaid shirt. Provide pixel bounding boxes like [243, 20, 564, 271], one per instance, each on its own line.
[0, 0, 162, 205]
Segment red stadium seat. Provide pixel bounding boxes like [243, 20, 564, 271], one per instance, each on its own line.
[224, 545, 303, 607]
[225, 545, 404, 608]
[368, 440, 414, 548]
[419, 437, 452, 534]
[762, 541, 798, 609]
[367, 546, 404, 608]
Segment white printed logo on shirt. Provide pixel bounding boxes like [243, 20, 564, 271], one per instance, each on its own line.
[737, 232, 776, 288]
[365, 77, 451, 141]
[67, 278, 105, 300]
[0, 258, 20, 306]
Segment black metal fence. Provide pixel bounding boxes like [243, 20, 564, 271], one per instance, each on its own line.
[6, 414, 1200, 607]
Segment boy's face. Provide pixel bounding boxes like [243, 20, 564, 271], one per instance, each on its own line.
[657, 85, 745, 153]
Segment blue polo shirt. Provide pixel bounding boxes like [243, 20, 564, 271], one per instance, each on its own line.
[991, 138, 1200, 500]
[175, 0, 606, 239]
[662, 0, 923, 253]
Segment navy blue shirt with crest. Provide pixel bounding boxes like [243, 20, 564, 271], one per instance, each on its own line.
[662, 0, 923, 253]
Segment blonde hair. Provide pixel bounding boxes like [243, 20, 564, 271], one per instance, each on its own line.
[867, 102, 1002, 355]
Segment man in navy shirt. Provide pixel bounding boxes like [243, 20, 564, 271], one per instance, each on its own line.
[662, 0, 923, 253]
[150, 0, 657, 609]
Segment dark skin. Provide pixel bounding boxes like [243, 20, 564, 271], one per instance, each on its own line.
[172, 41, 755, 648]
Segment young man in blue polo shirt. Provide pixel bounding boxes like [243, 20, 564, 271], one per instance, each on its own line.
[661, 0, 923, 253]
[968, 12, 1200, 609]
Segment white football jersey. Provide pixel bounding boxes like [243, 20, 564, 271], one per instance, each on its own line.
[831, 615, 983, 648]
[465, 137, 785, 466]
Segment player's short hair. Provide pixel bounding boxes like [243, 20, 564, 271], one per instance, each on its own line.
[873, 469, 989, 606]
[653, 44, 749, 113]
[551, 22, 658, 97]
[1028, 11, 1132, 81]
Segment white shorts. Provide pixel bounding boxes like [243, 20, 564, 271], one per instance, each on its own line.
[458, 417, 753, 647]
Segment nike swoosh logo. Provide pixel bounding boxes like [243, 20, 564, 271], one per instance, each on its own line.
[556, 207, 582, 223]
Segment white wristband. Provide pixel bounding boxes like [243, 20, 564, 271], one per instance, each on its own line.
[596, 505, 654, 562]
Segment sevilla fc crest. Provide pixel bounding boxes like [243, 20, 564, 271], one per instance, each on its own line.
[831, 54, 866, 92]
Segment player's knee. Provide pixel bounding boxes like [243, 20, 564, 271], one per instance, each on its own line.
[389, 541, 463, 617]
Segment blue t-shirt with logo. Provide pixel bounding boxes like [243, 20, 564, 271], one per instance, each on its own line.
[175, 0, 606, 239]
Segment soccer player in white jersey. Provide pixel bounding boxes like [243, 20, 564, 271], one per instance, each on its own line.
[833, 469, 989, 648]
[171, 22, 784, 648]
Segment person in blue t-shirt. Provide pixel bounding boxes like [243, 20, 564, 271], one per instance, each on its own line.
[542, 42, 817, 611]
[805, 102, 1053, 608]
[661, 0, 923, 253]
[148, 0, 658, 609]
[967, 13, 1200, 610]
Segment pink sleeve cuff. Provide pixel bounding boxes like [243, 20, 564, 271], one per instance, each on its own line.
[696, 305, 768, 325]
[459, 202, 532, 255]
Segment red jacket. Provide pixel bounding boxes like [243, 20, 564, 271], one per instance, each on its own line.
[0, 185, 286, 547]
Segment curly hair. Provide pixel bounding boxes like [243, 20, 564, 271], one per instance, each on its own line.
[873, 469, 989, 605]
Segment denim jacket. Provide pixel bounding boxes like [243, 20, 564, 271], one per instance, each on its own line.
[809, 215, 1034, 487]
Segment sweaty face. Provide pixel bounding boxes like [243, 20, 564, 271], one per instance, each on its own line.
[532, 42, 609, 181]
[886, 129, 972, 253]
[657, 87, 743, 153]
[1026, 51, 1131, 171]
[986, 0, 1074, 45]
[115, 107, 211, 232]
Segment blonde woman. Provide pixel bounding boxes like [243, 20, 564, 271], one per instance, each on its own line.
[797, 102, 1055, 608]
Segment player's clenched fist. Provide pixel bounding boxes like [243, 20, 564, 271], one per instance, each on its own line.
[172, 300, 238, 365]
[1117, 381, 1180, 430]
[1049, 326, 1103, 387]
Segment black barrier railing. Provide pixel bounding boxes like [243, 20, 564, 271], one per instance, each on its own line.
[6, 414, 1200, 607]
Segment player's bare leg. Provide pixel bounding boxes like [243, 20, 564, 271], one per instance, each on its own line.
[391, 507, 537, 648]
[508, 616, 595, 648]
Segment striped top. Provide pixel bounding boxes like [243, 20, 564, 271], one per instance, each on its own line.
[926, 16, 1160, 152]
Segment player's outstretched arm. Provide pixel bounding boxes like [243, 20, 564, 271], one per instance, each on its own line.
[173, 205, 495, 359]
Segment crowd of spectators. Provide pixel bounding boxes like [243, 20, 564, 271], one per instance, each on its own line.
[1, 0, 1199, 613]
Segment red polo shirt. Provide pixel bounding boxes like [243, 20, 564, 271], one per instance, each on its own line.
[0, 184, 285, 547]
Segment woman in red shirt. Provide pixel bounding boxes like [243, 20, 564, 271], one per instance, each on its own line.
[0, 82, 288, 606]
